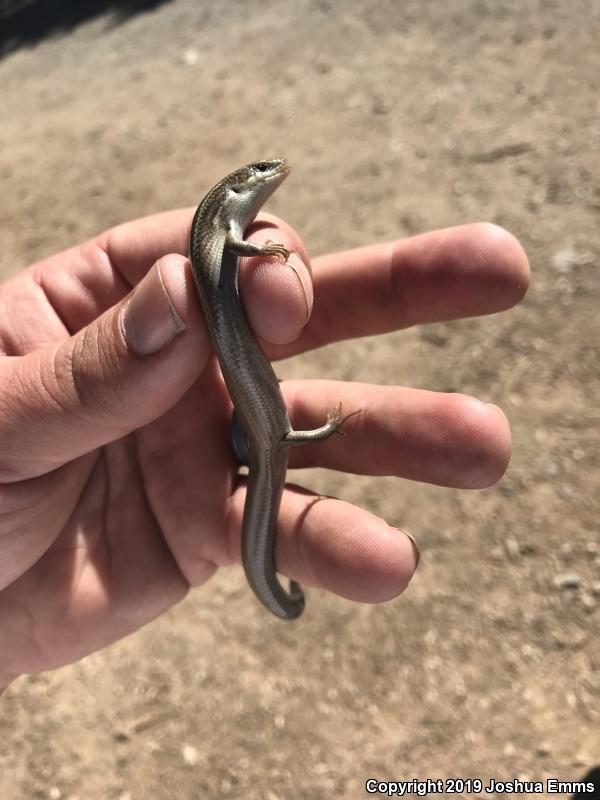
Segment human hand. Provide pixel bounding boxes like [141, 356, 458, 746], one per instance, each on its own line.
[0, 211, 528, 690]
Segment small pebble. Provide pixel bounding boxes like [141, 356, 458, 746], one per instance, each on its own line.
[573, 753, 591, 767]
[581, 594, 596, 611]
[504, 538, 520, 560]
[182, 743, 200, 767]
[557, 484, 574, 499]
[553, 573, 581, 590]
[183, 48, 199, 66]
[274, 713, 285, 730]
[551, 248, 577, 272]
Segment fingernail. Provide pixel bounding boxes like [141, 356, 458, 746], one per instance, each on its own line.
[121, 260, 186, 355]
[286, 253, 312, 322]
[403, 530, 421, 570]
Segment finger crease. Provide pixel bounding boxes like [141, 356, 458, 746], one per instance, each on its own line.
[290, 494, 327, 589]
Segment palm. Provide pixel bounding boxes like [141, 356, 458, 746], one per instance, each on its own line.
[0, 362, 241, 674]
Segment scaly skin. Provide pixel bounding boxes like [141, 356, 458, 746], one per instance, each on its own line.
[189, 160, 357, 619]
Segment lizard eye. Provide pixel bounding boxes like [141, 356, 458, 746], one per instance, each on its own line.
[254, 162, 270, 173]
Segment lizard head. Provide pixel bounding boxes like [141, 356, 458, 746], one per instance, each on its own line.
[232, 158, 290, 189]
[224, 159, 291, 219]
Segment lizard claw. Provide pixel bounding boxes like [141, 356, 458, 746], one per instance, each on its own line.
[327, 402, 361, 434]
[264, 240, 291, 263]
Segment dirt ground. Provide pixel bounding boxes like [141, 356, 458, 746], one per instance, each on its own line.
[0, 1, 599, 798]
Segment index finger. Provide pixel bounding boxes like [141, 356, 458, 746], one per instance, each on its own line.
[105, 216, 529, 361]
[268, 222, 530, 359]
[29, 213, 528, 358]
[99, 208, 192, 286]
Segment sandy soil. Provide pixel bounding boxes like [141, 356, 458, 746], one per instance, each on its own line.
[0, 1, 599, 798]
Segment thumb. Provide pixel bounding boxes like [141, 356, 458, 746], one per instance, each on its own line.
[0, 255, 210, 482]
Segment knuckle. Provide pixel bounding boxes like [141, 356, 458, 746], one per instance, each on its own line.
[50, 320, 123, 419]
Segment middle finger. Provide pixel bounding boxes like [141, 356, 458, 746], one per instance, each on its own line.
[283, 379, 510, 490]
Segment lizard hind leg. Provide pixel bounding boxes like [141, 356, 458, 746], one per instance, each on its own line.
[283, 403, 361, 445]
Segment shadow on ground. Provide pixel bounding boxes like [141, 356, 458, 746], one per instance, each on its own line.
[0, 0, 172, 57]
[571, 767, 600, 798]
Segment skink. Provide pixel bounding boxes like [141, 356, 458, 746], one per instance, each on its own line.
[189, 159, 356, 619]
